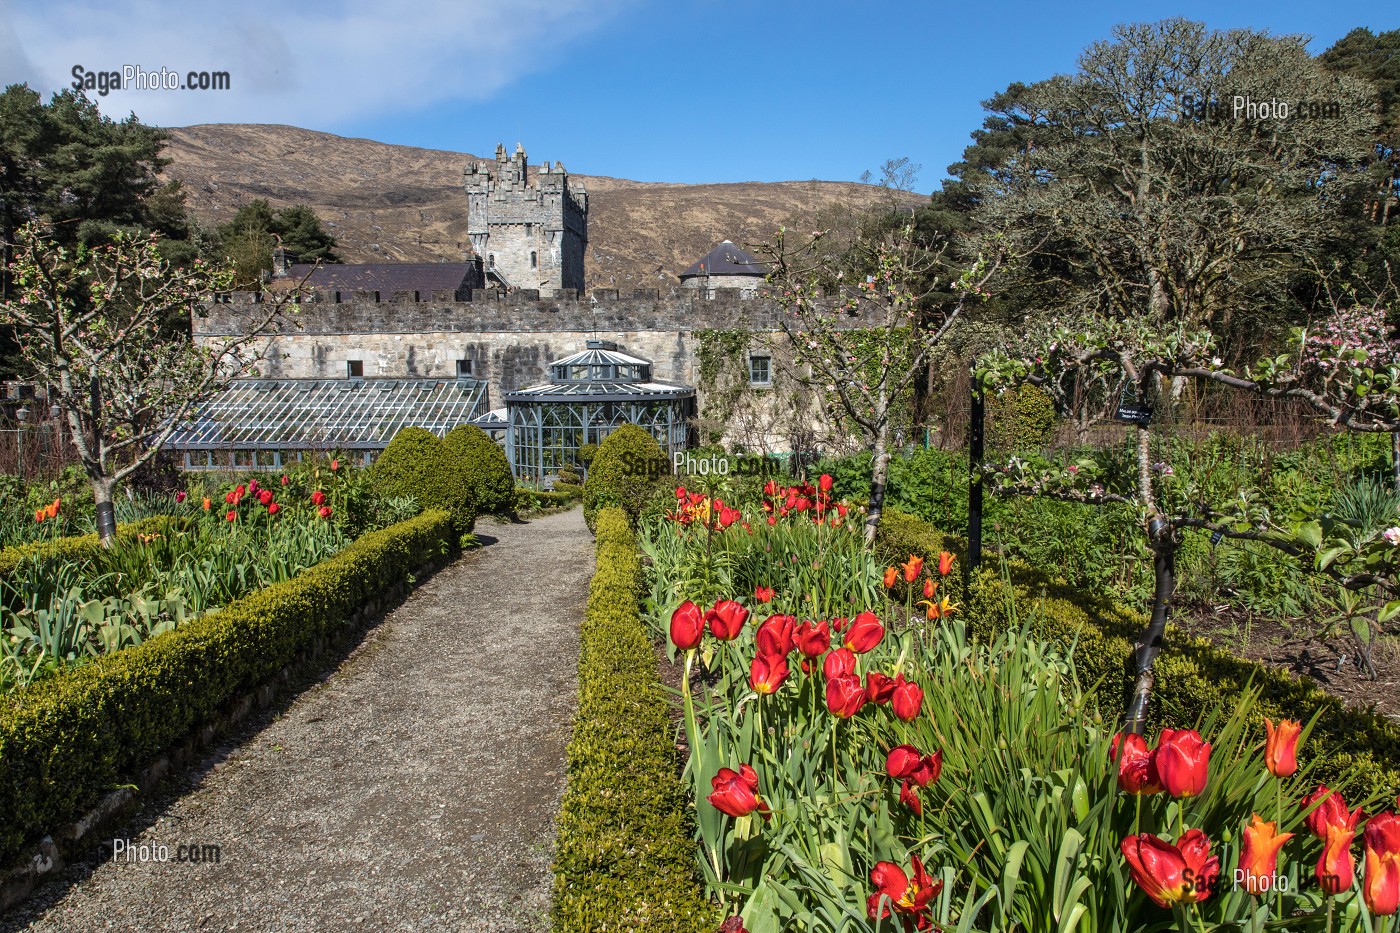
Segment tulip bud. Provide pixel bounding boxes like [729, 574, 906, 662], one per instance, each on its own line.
[1263, 718, 1301, 778]
[669, 601, 704, 651]
[267, 502, 280, 515]
[318, 505, 332, 518]
[226, 510, 237, 522]
[891, 675, 923, 722]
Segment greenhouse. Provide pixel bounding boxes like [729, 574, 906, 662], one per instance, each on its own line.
[166, 376, 493, 470]
[505, 341, 695, 481]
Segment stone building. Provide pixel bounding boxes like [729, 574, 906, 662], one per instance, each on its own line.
[464, 143, 587, 292]
[679, 241, 767, 295]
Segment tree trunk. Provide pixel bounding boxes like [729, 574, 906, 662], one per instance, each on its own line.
[1125, 524, 1176, 735]
[864, 424, 890, 548]
[91, 474, 117, 545]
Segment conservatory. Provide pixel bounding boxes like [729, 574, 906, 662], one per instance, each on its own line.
[166, 376, 492, 470]
[505, 341, 695, 481]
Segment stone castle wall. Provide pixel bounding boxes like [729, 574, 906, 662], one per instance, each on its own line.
[196, 287, 802, 412]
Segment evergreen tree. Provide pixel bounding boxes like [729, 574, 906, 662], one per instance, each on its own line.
[215, 199, 339, 288]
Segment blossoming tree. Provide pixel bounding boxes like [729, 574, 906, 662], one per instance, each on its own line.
[0, 223, 298, 542]
[759, 221, 1001, 546]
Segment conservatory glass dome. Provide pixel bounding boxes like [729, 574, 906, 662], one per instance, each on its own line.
[505, 340, 694, 481]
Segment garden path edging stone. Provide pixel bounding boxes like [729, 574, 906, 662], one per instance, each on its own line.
[2, 507, 593, 933]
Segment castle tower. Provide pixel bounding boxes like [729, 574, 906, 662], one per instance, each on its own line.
[464, 143, 588, 293]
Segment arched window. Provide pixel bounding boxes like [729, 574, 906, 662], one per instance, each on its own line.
[488, 254, 496, 268]
[530, 251, 538, 269]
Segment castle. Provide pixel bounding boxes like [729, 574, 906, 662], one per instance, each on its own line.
[185, 144, 826, 472]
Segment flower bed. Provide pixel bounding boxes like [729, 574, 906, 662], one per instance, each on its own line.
[551, 507, 712, 933]
[635, 481, 1400, 931]
[0, 508, 456, 865]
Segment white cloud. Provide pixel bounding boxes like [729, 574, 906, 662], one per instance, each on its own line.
[0, 0, 628, 127]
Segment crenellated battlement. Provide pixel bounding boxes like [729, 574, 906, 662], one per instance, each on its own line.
[215, 286, 768, 306]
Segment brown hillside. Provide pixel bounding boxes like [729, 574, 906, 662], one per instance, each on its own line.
[161, 124, 917, 289]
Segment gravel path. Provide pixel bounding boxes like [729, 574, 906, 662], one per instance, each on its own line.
[4, 507, 593, 933]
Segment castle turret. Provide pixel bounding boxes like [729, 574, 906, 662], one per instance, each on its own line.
[464, 143, 587, 293]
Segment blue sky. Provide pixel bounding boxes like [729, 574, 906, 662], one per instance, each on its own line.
[1, 0, 1394, 188]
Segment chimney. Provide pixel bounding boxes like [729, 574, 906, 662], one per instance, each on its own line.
[272, 245, 289, 278]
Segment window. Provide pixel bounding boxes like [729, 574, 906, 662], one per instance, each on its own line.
[347, 360, 364, 378]
[488, 254, 495, 268]
[456, 359, 473, 377]
[530, 251, 537, 269]
[748, 355, 771, 386]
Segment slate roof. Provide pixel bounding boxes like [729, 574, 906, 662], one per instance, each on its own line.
[281, 262, 474, 293]
[679, 241, 767, 280]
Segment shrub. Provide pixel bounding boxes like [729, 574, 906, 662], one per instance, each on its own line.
[988, 382, 1057, 451]
[444, 424, 515, 516]
[581, 425, 669, 532]
[551, 508, 713, 932]
[0, 510, 457, 865]
[371, 427, 475, 534]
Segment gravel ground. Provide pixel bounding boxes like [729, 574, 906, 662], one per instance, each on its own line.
[3, 507, 593, 933]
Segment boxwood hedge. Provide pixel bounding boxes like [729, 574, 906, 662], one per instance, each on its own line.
[0, 509, 457, 864]
[551, 507, 712, 932]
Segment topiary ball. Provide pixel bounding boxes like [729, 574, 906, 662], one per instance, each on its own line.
[371, 426, 475, 534]
[444, 424, 515, 516]
[582, 425, 670, 532]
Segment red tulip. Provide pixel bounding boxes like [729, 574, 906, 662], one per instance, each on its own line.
[1263, 718, 1301, 778]
[866, 671, 896, 705]
[886, 745, 923, 779]
[706, 600, 749, 640]
[754, 585, 775, 603]
[675, 485, 686, 499]
[1363, 812, 1400, 915]
[795, 620, 830, 658]
[819, 473, 833, 493]
[938, 550, 955, 576]
[235, 484, 246, 497]
[225, 490, 238, 504]
[1302, 786, 1364, 840]
[843, 611, 884, 653]
[175, 491, 187, 503]
[899, 779, 923, 815]
[891, 674, 923, 722]
[707, 764, 769, 820]
[908, 749, 942, 787]
[762, 479, 777, 496]
[318, 505, 332, 518]
[1155, 729, 1210, 798]
[749, 652, 789, 695]
[756, 614, 796, 657]
[1120, 830, 1220, 908]
[1111, 732, 1163, 796]
[836, 502, 848, 518]
[1318, 823, 1357, 895]
[312, 490, 327, 506]
[867, 855, 940, 924]
[225, 510, 237, 522]
[826, 674, 866, 718]
[258, 488, 274, 505]
[248, 480, 259, 493]
[766, 515, 777, 526]
[900, 555, 924, 583]
[267, 502, 280, 515]
[1237, 814, 1293, 896]
[823, 647, 855, 680]
[281, 474, 290, 486]
[670, 600, 704, 651]
[718, 916, 749, 933]
[330, 458, 340, 471]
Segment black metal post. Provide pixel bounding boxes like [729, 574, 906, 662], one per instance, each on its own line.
[966, 376, 985, 582]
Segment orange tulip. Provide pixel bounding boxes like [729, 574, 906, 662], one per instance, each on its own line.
[1263, 718, 1301, 778]
[937, 550, 955, 576]
[900, 555, 924, 583]
[1318, 823, 1357, 895]
[1237, 814, 1293, 896]
[882, 567, 898, 589]
[202, 497, 212, 511]
[922, 578, 937, 600]
[1121, 829, 1220, 908]
[1363, 812, 1400, 915]
[34, 508, 44, 523]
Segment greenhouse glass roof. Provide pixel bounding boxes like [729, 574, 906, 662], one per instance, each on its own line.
[166, 377, 491, 450]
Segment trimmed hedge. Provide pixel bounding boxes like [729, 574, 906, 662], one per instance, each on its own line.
[0, 509, 457, 864]
[444, 424, 515, 516]
[552, 508, 712, 932]
[371, 427, 476, 534]
[874, 507, 1400, 798]
[582, 425, 669, 533]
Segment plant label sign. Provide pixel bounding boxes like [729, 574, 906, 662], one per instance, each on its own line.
[1115, 400, 1153, 425]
